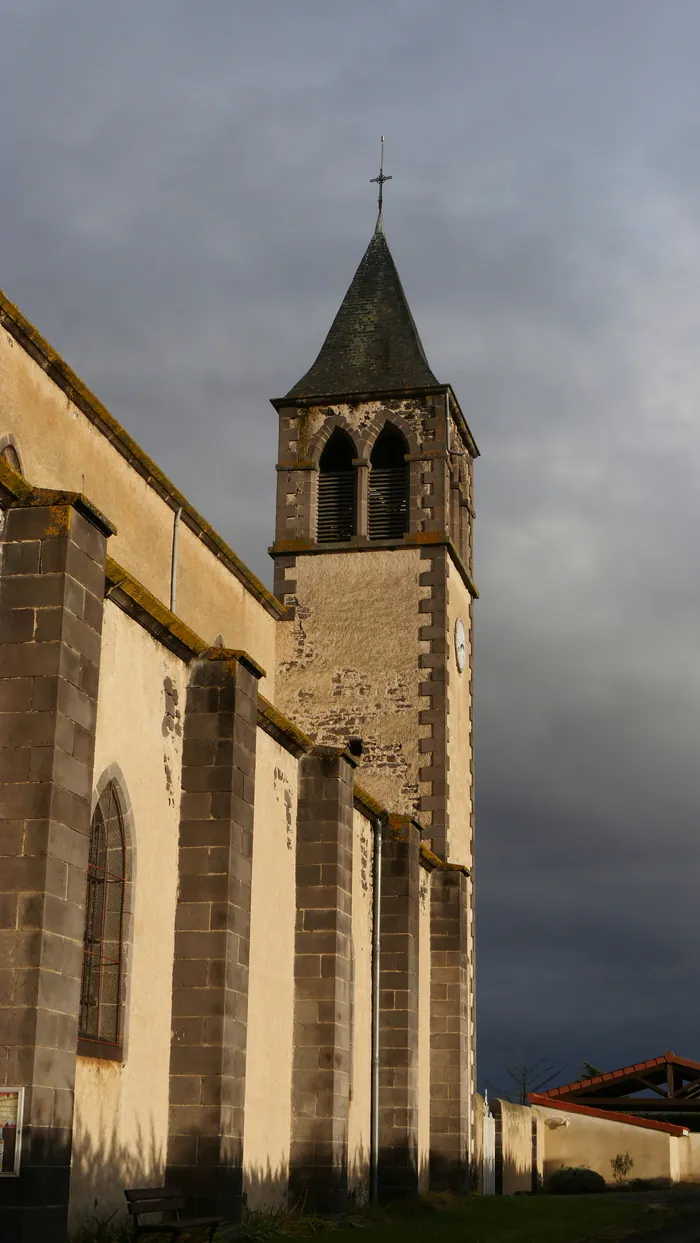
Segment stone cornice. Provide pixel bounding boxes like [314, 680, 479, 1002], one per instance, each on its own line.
[0, 458, 116, 537]
[104, 558, 209, 662]
[269, 532, 478, 599]
[256, 698, 314, 757]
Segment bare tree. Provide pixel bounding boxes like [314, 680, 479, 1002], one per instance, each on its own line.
[493, 1039, 562, 1105]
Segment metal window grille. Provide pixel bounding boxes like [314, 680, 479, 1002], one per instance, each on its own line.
[368, 466, 408, 539]
[79, 783, 126, 1051]
[368, 426, 408, 541]
[317, 429, 356, 543]
[317, 470, 356, 542]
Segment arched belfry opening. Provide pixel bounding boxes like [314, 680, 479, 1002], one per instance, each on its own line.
[317, 428, 356, 543]
[368, 423, 408, 540]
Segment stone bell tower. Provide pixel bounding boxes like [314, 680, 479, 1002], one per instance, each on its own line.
[271, 201, 480, 1192]
[271, 212, 478, 868]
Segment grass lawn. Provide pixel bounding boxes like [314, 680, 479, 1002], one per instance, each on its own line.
[322, 1195, 672, 1243]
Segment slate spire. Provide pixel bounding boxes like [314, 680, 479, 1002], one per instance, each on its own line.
[285, 220, 439, 399]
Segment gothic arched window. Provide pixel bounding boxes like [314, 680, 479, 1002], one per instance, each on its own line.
[317, 428, 356, 543]
[368, 424, 408, 540]
[78, 782, 127, 1058]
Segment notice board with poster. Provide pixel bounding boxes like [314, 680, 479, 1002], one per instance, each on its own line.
[0, 1088, 24, 1176]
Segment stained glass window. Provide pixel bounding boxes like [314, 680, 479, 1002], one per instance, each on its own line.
[78, 783, 126, 1057]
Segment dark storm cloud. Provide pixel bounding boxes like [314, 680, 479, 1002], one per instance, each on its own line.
[3, 0, 700, 1090]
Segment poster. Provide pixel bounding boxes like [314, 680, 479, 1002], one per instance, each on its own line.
[0, 1088, 24, 1176]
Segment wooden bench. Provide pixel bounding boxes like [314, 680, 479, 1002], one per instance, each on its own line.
[124, 1187, 224, 1243]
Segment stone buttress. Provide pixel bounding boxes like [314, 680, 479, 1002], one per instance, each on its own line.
[0, 474, 113, 1242]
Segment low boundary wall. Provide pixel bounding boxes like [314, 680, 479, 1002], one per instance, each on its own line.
[530, 1095, 690, 1188]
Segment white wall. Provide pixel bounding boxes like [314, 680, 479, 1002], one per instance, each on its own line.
[69, 602, 185, 1229]
[243, 731, 299, 1210]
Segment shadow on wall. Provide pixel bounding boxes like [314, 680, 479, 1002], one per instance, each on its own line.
[289, 1145, 349, 1215]
[230, 1146, 374, 1213]
[243, 1160, 289, 1213]
[69, 1117, 165, 1236]
[348, 1145, 370, 1206]
[72, 1131, 374, 1233]
[492, 1099, 536, 1197]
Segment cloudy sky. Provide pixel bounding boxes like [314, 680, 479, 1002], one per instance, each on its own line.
[3, 0, 700, 1095]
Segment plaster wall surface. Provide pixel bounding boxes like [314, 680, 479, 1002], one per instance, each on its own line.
[417, 867, 431, 1190]
[347, 808, 374, 1200]
[538, 1106, 676, 1185]
[69, 602, 185, 1229]
[678, 1132, 700, 1183]
[446, 559, 473, 867]
[176, 522, 277, 695]
[0, 328, 277, 686]
[495, 1100, 532, 1195]
[243, 730, 299, 1209]
[276, 548, 429, 817]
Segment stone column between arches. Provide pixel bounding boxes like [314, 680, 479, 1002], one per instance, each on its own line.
[166, 649, 263, 1224]
[429, 866, 471, 1192]
[289, 746, 355, 1213]
[377, 814, 422, 1200]
[0, 493, 112, 1243]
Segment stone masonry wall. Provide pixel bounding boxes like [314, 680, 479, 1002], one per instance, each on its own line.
[166, 650, 261, 1223]
[0, 495, 111, 1243]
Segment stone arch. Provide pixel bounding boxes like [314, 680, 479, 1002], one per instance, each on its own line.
[308, 414, 359, 466]
[358, 412, 421, 537]
[79, 764, 136, 1061]
[367, 422, 410, 541]
[357, 409, 421, 460]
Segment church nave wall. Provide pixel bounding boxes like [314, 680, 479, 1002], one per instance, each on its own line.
[243, 730, 299, 1210]
[0, 305, 280, 697]
[69, 600, 185, 1230]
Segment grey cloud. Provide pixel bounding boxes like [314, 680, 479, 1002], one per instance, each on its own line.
[3, 0, 700, 1092]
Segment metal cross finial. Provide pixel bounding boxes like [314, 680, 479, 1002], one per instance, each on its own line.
[370, 135, 392, 219]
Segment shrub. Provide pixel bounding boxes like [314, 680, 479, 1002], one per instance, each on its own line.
[70, 1213, 131, 1243]
[629, 1177, 671, 1191]
[611, 1152, 634, 1184]
[239, 1206, 337, 1241]
[548, 1165, 606, 1195]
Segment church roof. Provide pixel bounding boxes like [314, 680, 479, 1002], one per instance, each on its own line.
[285, 219, 439, 400]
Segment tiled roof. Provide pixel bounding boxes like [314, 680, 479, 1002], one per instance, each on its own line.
[537, 1051, 700, 1099]
[285, 221, 438, 399]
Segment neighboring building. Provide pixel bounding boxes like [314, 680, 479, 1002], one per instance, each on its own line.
[532, 1052, 700, 1123]
[0, 211, 478, 1241]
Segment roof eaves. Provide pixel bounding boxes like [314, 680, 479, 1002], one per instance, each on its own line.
[529, 1095, 689, 1136]
[0, 289, 287, 620]
[541, 1055, 676, 1099]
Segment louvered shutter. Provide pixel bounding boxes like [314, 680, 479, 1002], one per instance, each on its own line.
[317, 470, 356, 542]
[368, 466, 408, 540]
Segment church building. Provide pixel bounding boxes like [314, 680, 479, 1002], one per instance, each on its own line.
[0, 207, 478, 1241]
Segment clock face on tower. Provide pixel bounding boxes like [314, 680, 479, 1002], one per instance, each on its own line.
[454, 617, 466, 674]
